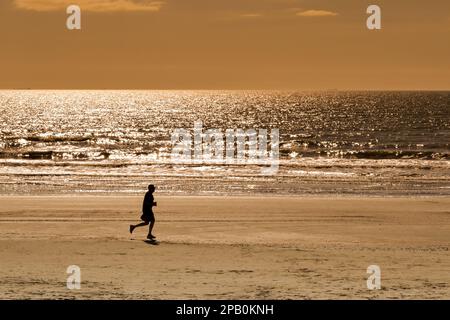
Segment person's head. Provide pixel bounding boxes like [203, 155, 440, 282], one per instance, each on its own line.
[148, 184, 155, 193]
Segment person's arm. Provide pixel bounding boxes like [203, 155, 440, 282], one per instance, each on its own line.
[143, 193, 151, 209]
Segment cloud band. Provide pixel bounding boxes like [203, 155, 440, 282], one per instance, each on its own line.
[14, 0, 165, 12]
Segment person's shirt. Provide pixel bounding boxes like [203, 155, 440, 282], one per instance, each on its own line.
[142, 192, 154, 213]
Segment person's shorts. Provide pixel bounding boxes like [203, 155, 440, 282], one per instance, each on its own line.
[141, 211, 155, 222]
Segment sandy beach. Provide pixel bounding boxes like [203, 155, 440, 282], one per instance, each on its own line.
[0, 195, 449, 299]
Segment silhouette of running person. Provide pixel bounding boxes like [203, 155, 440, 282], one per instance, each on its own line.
[130, 184, 157, 239]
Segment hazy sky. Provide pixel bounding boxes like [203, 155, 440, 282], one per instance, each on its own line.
[0, 0, 449, 90]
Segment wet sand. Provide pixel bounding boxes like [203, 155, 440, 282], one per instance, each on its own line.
[0, 196, 449, 299]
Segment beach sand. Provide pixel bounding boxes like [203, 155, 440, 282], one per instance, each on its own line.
[0, 196, 449, 299]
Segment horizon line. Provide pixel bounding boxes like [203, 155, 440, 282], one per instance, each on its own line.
[1, 88, 450, 92]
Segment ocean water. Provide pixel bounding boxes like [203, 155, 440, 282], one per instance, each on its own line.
[0, 90, 449, 196]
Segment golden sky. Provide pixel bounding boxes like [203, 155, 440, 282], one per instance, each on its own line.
[0, 0, 449, 90]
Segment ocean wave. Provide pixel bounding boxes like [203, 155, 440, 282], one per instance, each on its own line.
[0, 148, 448, 162]
[341, 150, 449, 160]
[0, 150, 110, 160]
[25, 135, 92, 143]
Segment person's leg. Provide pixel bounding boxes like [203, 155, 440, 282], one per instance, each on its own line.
[147, 220, 155, 238]
[130, 221, 149, 233]
[134, 222, 149, 228]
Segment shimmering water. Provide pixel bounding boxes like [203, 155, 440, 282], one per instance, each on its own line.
[0, 90, 449, 195]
